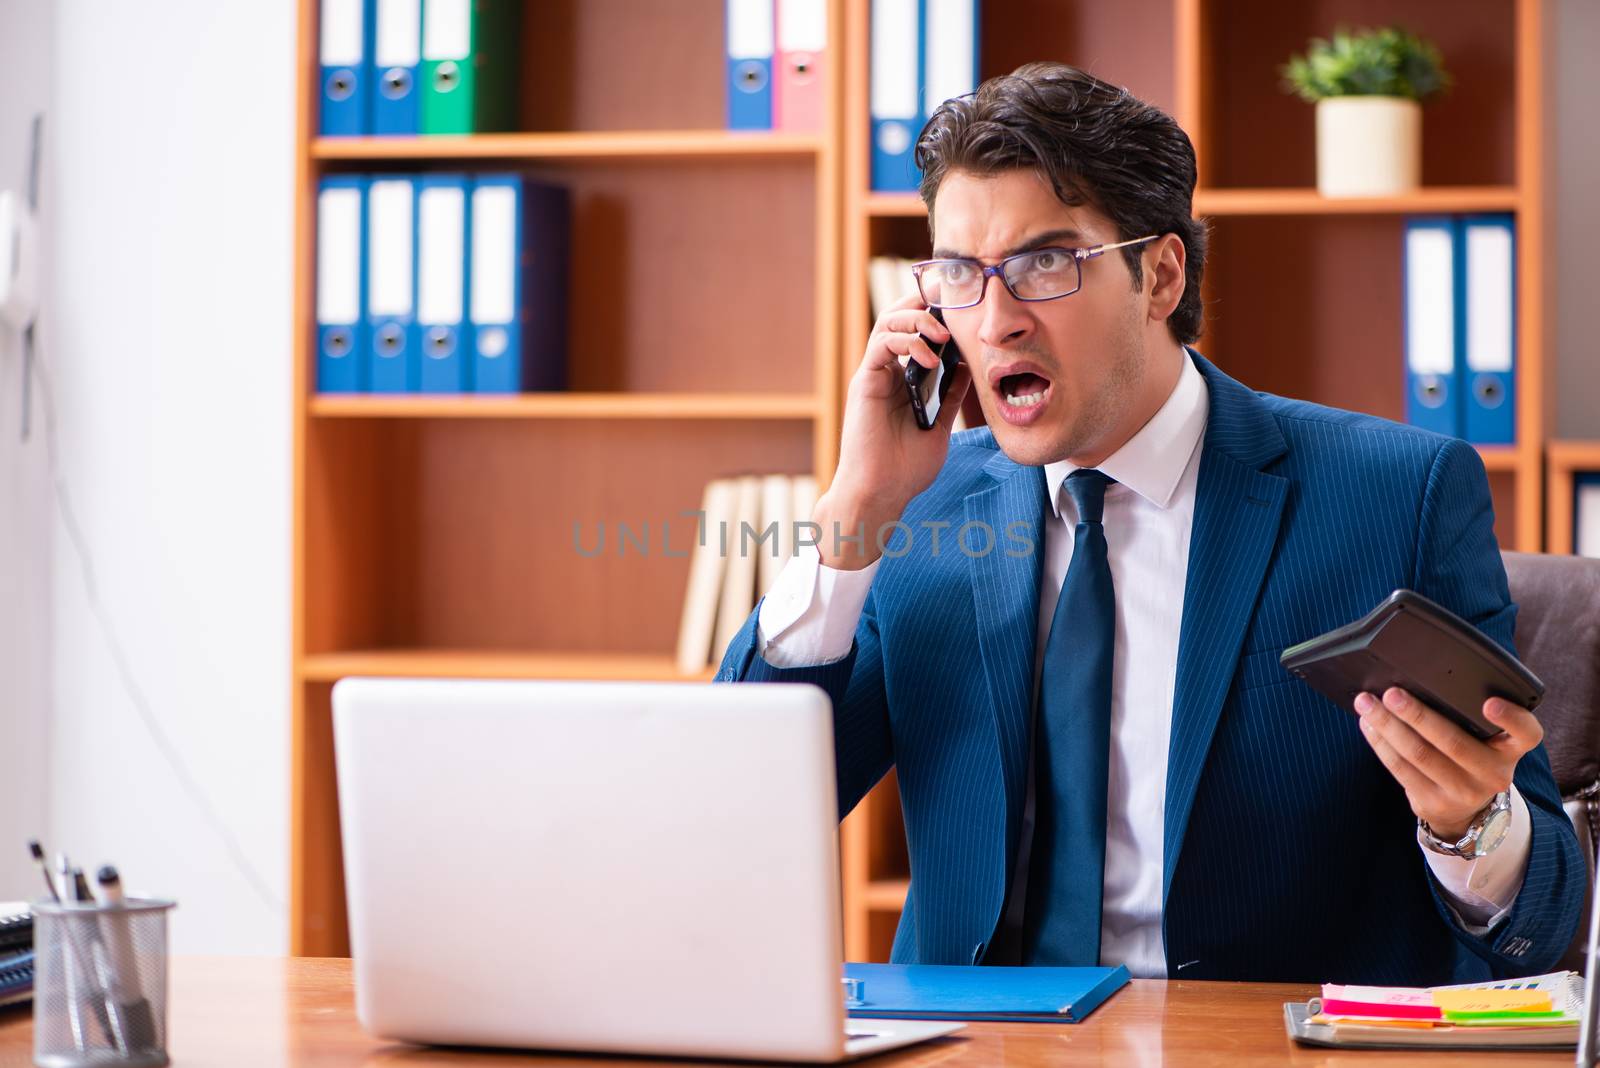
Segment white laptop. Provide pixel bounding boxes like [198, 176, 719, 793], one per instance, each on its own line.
[331, 677, 964, 1062]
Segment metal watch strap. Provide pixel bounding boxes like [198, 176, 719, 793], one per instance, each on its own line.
[1420, 791, 1511, 859]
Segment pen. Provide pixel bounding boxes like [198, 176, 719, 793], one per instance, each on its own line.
[53, 854, 91, 1051]
[27, 840, 60, 903]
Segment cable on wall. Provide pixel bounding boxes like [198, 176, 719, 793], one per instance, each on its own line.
[16, 112, 286, 920]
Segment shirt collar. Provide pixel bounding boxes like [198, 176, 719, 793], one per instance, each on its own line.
[1043, 348, 1210, 516]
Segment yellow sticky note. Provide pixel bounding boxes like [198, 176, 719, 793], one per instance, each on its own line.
[1431, 989, 1552, 1014]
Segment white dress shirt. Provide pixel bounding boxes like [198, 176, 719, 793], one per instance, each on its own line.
[756, 351, 1531, 978]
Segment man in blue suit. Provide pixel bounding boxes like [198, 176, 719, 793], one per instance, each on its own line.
[717, 62, 1582, 983]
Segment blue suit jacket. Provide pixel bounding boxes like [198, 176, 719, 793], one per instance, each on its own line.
[716, 351, 1583, 984]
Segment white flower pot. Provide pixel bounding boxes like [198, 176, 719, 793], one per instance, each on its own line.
[1314, 96, 1421, 197]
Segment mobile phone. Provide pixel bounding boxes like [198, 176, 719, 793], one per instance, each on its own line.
[905, 307, 963, 431]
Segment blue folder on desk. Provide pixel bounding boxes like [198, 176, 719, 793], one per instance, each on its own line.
[844, 962, 1131, 1023]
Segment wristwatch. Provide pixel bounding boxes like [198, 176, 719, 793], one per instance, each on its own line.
[1419, 791, 1513, 859]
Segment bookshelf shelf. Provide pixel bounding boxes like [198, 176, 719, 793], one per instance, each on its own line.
[1550, 442, 1600, 468]
[864, 878, 910, 912]
[1195, 186, 1522, 217]
[300, 649, 712, 683]
[867, 186, 1523, 219]
[1476, 446, 1521, 473]
[307, 392, 822, 421]
[312, 130, 824, 162]
[864, 193, 931, 218]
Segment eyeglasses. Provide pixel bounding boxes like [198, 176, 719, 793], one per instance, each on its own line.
[909, 235, 1160, 310]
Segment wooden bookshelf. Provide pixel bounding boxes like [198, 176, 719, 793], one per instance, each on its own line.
[840, 0, 1550, 962]
[863, 878, 911, 911]
[300, 650, 714, 683]
[868, 186, 1524, 218]
[1547, 442, 1600, 555]
[307, 392, 823, 420]
[289, 0, 844, 955]
[312, 129, 823, 161]
[291, 0, 1556, 964]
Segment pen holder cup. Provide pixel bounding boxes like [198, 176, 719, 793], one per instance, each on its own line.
[31, 898, 175, 1068]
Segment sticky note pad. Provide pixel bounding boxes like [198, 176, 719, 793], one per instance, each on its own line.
[1323, 984, 1435, 1008]
[1443, 1009, 1565, 1023]
[1432, 989, 1552, 1014]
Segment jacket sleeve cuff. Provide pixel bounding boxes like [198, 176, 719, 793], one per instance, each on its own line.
[1423, 767, 1587, 975]
[1421, 787, 1531, 933]
[756, 543, 880, 668]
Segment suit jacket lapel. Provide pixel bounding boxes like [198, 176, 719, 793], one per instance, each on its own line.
[1163, 353, 1290, 907]
[964, 453, 1047, 848]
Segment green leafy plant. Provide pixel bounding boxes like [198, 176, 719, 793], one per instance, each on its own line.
[1281, 26, 1451, 103]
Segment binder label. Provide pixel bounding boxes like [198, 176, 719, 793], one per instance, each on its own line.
[924, 0, 976, 116]
[376, 0, 422, 66]
[871, 0, 919, 120]
[779, 0, 827, 51]
[418, 186, 464, 323]
[423, 0, 470, 60]
[1465, 225, 1513, 373]
[1405, 227, 1454, 375]
[321, 0, 365, 65]
[368, 180, 414, 317]
[471, 185, 516, 324]
[317, 187, 361, 324]
[729, 0, 776, 58]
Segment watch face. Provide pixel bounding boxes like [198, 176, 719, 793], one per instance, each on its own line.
[1476, 806, 1512, 856]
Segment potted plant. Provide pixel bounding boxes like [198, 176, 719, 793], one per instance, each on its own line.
[1281, 26, 1451, 197]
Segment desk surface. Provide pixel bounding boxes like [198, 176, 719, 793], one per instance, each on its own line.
[0, 957, 1569, 1067]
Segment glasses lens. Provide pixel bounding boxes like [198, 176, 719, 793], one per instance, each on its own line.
[917, 260, 983, 308]
[1005, 249, 1080, 300]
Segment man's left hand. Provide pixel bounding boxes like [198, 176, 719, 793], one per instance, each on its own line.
[1353, 687, 1540, 840]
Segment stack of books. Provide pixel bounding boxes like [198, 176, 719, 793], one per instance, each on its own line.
[1287, 970, 1583, 1050]
[676, 473, 818, 675]
[867, 254, 918, 324]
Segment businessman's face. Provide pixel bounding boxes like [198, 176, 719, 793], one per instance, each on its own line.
[929, 168, 1175, 468]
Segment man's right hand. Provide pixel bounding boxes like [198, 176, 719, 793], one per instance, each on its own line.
[812, 292, 972, 570]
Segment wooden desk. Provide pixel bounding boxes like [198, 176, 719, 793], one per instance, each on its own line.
[0, 957, 1567, 1066]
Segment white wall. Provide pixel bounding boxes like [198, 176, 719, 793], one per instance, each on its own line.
[46, 0, 294, 952]
[0, 0, 54, 902]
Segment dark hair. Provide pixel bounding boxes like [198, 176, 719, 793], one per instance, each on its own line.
[915, 62, 1208, 345]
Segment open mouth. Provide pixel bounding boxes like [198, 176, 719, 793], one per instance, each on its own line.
[989, 364, 1055, 427]
[1000, 372, 1051, 409]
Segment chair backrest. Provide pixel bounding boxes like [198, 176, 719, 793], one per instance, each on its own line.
[1503, 550, 1600, 971]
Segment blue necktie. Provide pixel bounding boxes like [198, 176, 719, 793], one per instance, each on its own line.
[1023, 469, 1116, 966]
